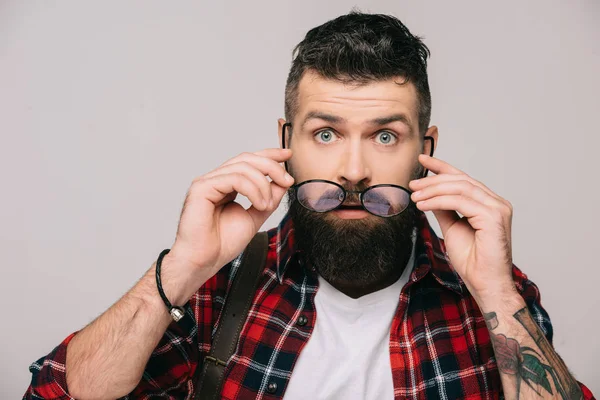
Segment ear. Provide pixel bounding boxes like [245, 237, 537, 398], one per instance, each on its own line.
[278, 118, 287, 149]
[423, 125, 439, 156]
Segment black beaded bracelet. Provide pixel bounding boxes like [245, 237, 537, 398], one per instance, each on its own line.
[155, 249, 185, 322]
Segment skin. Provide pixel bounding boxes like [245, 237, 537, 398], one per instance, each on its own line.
[59, 69, 582, 399]
[279, 70, 434, 298]
[277, 70, 583, 399]
[278, 69, 438, 220]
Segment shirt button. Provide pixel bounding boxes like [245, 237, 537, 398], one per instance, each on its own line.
[297, 314, 308, 326]
[267, 381, 278, 394]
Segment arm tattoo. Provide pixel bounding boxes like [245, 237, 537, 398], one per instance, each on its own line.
[484, 311, 498, 330]
[484, 308, 583, 399]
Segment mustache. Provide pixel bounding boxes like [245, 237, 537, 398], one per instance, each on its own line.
[286, 184, 420, 288]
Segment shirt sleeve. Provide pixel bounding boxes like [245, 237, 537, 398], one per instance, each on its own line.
[22, 332, 78, 400]
[512, 265, 596, 399]
[23, 259, 234, 400]
[23, 302, 201, 400]
[125, 301, 201, 398]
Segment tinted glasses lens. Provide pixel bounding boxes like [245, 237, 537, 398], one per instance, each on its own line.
[362, 186, 410, 217]
[296, 181, 344, 212]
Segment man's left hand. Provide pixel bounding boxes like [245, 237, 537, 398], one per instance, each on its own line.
[409, 154, 517, 303]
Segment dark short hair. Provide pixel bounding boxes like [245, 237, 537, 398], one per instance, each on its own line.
[285, 11, 432, 136]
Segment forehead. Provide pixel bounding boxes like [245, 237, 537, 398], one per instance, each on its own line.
[294, 70, 419, 128]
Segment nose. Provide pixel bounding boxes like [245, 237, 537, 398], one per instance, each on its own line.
[338, 138, 371, 187]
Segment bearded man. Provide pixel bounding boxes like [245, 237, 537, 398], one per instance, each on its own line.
[25, 11, 593, 400]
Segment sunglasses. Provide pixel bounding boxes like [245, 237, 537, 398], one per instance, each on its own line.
[281, 122, 435, 218]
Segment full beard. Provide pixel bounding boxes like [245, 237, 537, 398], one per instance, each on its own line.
[286, 168, 423, 290]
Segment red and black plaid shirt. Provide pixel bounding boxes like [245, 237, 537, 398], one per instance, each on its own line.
[24, 211, 594, 399]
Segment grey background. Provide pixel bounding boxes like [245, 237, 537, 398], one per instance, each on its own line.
[1, 1, 598, 398]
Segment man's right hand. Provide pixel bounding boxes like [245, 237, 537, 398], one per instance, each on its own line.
[58, 148, 294, 399]
[167, 148, 294, 283]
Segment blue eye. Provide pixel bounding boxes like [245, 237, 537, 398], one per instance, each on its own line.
[375, 131, 397, 145]
[315, 129, 336, 143]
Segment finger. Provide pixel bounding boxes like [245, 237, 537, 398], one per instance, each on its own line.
[411, 180, 504, 209]
[246, 181, 290, 225]
[431, 209, 461, 236]
[245, 203, 272, 231]
[199, 173, 269, 211]
[409, 172, 500, 201]
[203, 162, 275, 206]
[415, 195, 493, 228]
[219, 153, 294, 189]
[269, 180, 290, 209]
[224, 148, 292, 167]
[417, 154, 464, 175]
[254, 147, 293, 162]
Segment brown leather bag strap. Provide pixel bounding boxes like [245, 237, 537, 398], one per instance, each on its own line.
[194, 231, 269, 400]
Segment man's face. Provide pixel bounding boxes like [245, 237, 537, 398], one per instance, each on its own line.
[279, 70, 438, 293]
[281, 70, 435, 206]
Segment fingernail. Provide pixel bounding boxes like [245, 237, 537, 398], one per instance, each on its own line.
[269, 199, 274, 208]
[412, 191, 421, 199]
[285, 173, 294, 182]
[262, 199, 268, 209]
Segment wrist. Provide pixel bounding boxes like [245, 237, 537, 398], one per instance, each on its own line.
[471, 281, 525, 314]
[155, 252, 212, 307]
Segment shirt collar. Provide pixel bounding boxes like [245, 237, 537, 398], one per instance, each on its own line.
[273, 211, 299, 284]
[411, 212, 464, 294]
[272, 210, 464, 294]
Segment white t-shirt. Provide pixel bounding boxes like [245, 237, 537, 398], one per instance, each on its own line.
[283, 236, 416, 400]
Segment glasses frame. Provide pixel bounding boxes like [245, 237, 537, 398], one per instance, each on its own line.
[291, 179, 413, 217]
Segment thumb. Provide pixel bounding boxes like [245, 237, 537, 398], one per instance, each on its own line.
[246, 182, 289, 229]
[432, 210, 460, 237]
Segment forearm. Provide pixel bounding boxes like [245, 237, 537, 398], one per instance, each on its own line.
[66, 254, 208, 399]
[476, 289, 583, 400]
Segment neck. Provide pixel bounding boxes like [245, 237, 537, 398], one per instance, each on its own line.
[322, 265, 406, 299]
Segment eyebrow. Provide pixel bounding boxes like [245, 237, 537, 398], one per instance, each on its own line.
[370, 113, 414, 137]
[300, 111, 346, 130]
[370, 113, 412, 129]
[300, 111, 414, 136]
